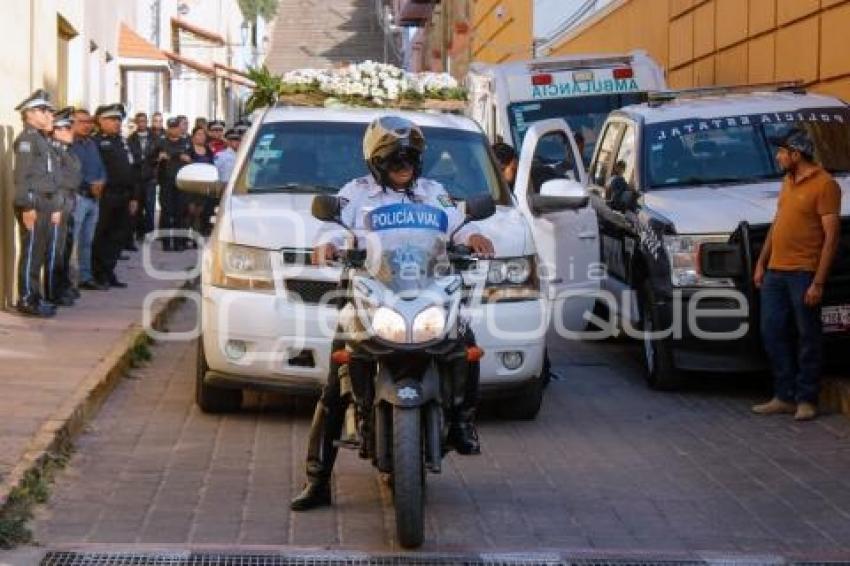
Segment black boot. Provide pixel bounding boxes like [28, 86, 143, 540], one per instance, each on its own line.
[449, 408, 480, 455]
[290, 400, 343, 511]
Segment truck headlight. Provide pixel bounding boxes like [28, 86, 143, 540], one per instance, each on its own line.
[484, 256, 539, 302]
[412, 305, 446, 343]
[371, 307, 407, 343]
[210, 242, 274, 291]
[663, 234, 734, 287]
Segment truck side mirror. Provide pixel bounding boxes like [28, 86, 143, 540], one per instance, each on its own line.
[311, 195, 341, 222]
[463, 194, 496, 221]
[176, 163, 224, 197]
[529, 179, 589, 214]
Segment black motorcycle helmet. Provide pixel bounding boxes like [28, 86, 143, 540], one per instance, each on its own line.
[363, 116, 426, 188]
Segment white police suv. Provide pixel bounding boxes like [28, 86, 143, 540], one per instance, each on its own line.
[585, 86, 850, 389]
[176, 106, 591, 417]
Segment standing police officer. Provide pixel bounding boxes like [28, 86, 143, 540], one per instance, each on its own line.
[12, 89, 61, 317]
[92, 104, 139, 287]
[157, 116, 191, 251]
[48, 107, 82, 307]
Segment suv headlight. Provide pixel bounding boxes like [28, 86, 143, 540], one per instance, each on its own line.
[483, 256, 539, 302]
[371, 307, 407, 343]
[663, 234, 734, 287]
[412, 305, 446, 343]
[210, 242, 274, 291]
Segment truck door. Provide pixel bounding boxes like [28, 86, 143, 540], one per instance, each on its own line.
[513, 119, 601, 333]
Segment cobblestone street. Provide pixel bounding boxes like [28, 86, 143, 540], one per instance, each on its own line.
[30, 302, 850, 556]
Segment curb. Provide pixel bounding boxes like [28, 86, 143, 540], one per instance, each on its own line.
[0, 278, 196, 513]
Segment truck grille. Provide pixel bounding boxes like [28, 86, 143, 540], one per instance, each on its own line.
[285, 279, 341, 305]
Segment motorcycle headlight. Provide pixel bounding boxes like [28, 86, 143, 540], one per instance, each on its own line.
[412, 305, 446, 343]
[663, 234, 734, 287]
[211, 242, 274, 291]
[371, 307, 407, 343]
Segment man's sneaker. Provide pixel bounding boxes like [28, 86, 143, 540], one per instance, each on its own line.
[794, 402, 817, 421]
[751, 398, 796, 415]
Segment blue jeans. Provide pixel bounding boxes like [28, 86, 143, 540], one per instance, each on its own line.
[760, 270, 823, 404]
[72, 195, 99, 283]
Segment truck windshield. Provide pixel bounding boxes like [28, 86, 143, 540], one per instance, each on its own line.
[235, 121, 511, 205]
[507, 93, 646, 165]
[644, 107, 850, 189]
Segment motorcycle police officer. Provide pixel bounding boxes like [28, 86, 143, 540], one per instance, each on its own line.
[93, 103, 139, 288]
[48, 106, 83, 306]
[291, 116, 494, 511]
[13, 89, 62, 317]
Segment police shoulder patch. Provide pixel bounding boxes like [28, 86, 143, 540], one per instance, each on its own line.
[437, 194, 455, 208]
[18, 141, 31, 153]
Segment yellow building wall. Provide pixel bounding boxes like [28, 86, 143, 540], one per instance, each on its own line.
[544, 0, 850, 102]
[470, 0, 533, 63]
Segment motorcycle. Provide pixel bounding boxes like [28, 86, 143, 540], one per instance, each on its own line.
[311, 193, 495, 548]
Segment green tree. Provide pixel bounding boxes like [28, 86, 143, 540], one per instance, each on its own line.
[238, 0, 278, 23]
[245, 65, 283, 112]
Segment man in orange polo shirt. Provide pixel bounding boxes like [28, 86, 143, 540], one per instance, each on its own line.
[752, 128, 842, 421]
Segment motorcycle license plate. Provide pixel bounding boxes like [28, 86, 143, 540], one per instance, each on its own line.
[822, 304, 850, 333]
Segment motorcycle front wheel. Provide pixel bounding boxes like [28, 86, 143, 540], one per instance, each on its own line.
[392, 405, 424, 548]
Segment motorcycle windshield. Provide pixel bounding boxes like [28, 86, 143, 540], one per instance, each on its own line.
[361, 202, 450, 295]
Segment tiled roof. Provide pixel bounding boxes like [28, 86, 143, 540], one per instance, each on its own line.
[119, 23, 167, 60]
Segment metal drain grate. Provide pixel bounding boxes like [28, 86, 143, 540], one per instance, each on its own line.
[37, 550, 775, 566]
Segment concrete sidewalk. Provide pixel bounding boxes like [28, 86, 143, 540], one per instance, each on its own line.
[0, 245, 198, 518]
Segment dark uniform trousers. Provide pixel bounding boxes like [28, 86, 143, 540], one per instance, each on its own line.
[93, 190, 131, 282]
[15, 195, 62, 304]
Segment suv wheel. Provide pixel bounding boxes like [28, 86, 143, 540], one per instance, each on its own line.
[196, 336, 242, 413]
[639, 282, 681, 391]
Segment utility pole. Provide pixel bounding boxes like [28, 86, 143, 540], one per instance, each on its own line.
[150, 0, 161, 111]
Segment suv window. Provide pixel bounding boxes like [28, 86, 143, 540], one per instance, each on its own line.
[529, 131, 581, 194]
[590, 122, 623, 186]
[236, 121, 511, 205]
[643, 106, 850, 189]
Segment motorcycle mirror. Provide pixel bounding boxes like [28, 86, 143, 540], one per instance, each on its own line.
[311, 195, 341, 222]
[463, 194, 496, 221]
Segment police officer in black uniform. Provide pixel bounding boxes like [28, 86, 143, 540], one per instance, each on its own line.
[156, 116, 192, 251]
[12, 89, 61, 317]
[92, 104, 140, 287]
[48, 106, 82, 306]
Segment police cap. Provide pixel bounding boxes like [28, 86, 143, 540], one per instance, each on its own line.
[95, 103, 126, 120]
[209, 120, 226, 131]
[224, 128, 242, 141]
[166, 116, 181, 128]
[53, 106, 76, 128]
[15, 88, 54, 112]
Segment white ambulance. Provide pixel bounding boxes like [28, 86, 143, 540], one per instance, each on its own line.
[467, 50, 666, 165]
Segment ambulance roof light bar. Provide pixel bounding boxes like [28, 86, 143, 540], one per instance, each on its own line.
[528, 54, 633, 73]
[647, 81, 806, 107]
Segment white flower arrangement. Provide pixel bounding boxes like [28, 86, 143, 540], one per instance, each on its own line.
[280, 60, 463, 107]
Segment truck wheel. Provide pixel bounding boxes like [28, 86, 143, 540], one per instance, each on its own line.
[392, 406, 424, 548]
[196, 336, 242, 413]
[639, 283, 681, 391]
[498, 376, 544, 420]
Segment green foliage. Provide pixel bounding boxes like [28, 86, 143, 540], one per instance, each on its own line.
[0, 449, 71, 548]
[246, 65, 284, 112]
[237, 0, 278, 23]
